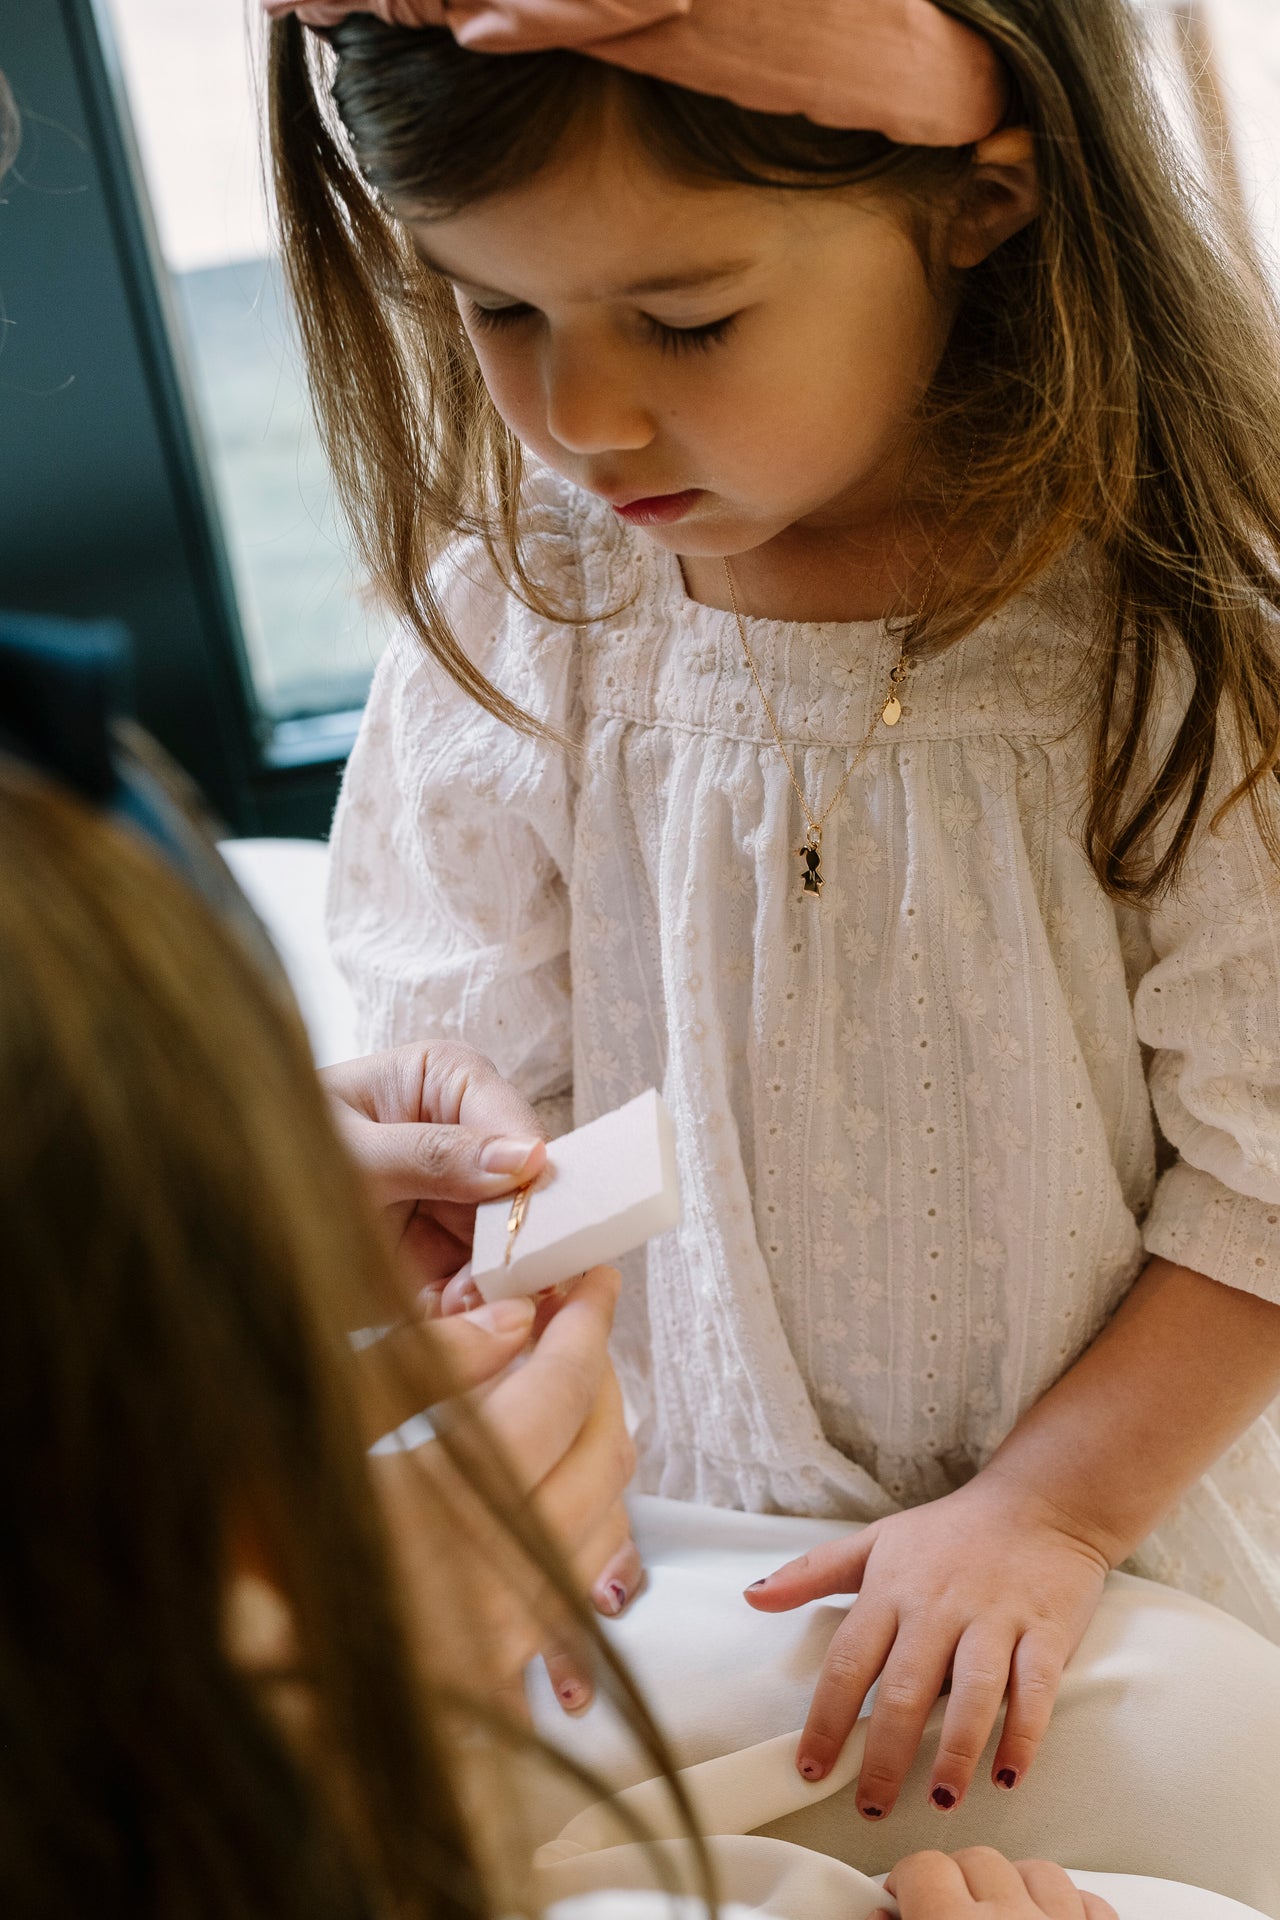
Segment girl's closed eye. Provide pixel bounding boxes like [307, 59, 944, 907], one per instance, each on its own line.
[464, 298, 739, 357]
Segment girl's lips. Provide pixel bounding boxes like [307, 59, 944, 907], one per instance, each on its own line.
[611, 488, 703, 525]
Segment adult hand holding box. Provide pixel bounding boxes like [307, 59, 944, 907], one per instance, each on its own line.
[470, 1089, 680, 1303]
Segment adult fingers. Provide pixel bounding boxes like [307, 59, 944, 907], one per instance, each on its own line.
[423, 1040, 546, 1143]
[1014, 1859, 1107, 1918]
[336, 1107, 546, 1209]
[744, 1527, 877, 1613]
[474, 1268, 621, 1493]
[397, 1206, 472, 1291]
[928, 1625, 1018, 1811]
[794, 1599, 898, 1785]
[990, 1628, 1066, 1791]
[853, 1631, 955, 1821]
[323, 1041, 543, 1138]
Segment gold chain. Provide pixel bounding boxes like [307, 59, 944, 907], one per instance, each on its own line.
[722, 492, 959, 898]
[504, 1182, 534, 1267]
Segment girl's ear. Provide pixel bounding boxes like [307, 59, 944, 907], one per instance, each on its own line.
[947, 127, 1039, 269]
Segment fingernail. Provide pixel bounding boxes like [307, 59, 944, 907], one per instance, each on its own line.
[597, 1579, 629, 1616]
[995, 1767, 1018, 1790]
[746, 1578, 767, 1591]
[470, 1296, 536, 1334]
[480, 1136, 542, 1176]
[859, 1805, 884, 1820]
[931, 1785, 957, 1810]
[558, 1680, 589, 1709]
[797, 1757, 827, 1782]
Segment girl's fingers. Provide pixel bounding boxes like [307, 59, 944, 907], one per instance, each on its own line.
[439, 1263, 481, 1315]
[990, 1628, 1066, 1790]
[543, 1639, 595, 1715]
[353, 1295, 537, 1440]
[854, 1632, 955, 1820]
[952, 1847, 1034, 1903]
[794, 1600, 898, 1783]
[544, 1501, 643, 1714]
[744, 1526, 877, 1612]
[1013, 1859, 1105, 1918]
[411, 1295, 536, 1389]
[590, 1521, 645, 1619]
[928, 1625, 1018, 1810]
[536, 1368, 637, 1559]
[471, 1267, 621, 1491]
[882, 1852, 971, 1910]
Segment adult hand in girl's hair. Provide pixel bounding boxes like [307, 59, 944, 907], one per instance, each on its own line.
[872, 1850, 1117, 1920]
[323, 1041, 548, 1300]
[745, 1468, 1110, 1817]
[371, 1267, 642, 1712]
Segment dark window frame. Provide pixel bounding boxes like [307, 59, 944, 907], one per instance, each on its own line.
[0, 0, 354, 835]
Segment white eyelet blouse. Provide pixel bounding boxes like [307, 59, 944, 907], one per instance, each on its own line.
[328, 468, 1280, 1641]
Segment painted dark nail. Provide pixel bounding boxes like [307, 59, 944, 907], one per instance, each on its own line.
[996, 1767, 1018, 1790]
[746, 1579, 767, 1591]
[860, 1805, 884, 1820]
[598, 1580, 628, 1616]
[559, 1681, 587, 1708]
[798, 1758, 826, 1781]
[931, 1786, 957, 1810]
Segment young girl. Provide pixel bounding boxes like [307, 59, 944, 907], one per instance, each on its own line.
[266, 0, 1280, 1832]
[13, 756, 1280, 1920]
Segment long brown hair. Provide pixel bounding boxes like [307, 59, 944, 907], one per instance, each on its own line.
[0, 763, 703, 1918]
[268, 1, 1280, 903]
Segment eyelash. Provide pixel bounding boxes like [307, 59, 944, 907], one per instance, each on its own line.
[465, 301, 737, 356]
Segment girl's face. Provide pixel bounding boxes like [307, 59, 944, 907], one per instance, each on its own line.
[404, 108, 968, 559]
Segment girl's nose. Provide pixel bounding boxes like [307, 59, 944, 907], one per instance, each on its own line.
[542, 334, 654, 457]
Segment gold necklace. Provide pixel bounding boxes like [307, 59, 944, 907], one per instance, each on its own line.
[723, 531, 949, 900]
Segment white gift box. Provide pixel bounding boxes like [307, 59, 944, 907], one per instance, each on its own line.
[471, 1088, 681, 1302]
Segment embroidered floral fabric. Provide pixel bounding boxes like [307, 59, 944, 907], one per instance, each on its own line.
[328, 469, 1280, 1638]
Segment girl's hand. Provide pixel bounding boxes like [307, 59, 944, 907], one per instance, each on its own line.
[372, 1268, 642, 1707]
[746, 1470, 1110, 1816]
[874, 1850, 1117, 1920]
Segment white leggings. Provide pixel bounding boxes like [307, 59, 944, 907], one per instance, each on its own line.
[529, 1498, 1280, 1918]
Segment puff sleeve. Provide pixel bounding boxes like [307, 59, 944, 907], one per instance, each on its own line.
[325, 500, 580, 1122]
[1135, 763, 1280, 1303]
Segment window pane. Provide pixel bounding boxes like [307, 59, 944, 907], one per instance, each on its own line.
[102, 0, 391, 723]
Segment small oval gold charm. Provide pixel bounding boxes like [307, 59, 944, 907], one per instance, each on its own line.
[881, 694, 903, 726]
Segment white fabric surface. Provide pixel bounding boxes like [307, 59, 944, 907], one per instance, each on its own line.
[218, 838, 358, 1066]
[542, 1860, 1270, 1920]
[327, 469, 1280, 1634]
[528, 1500, 1280, 1918]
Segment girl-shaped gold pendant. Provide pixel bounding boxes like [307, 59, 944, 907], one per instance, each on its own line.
[797, 828, 824, 896]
